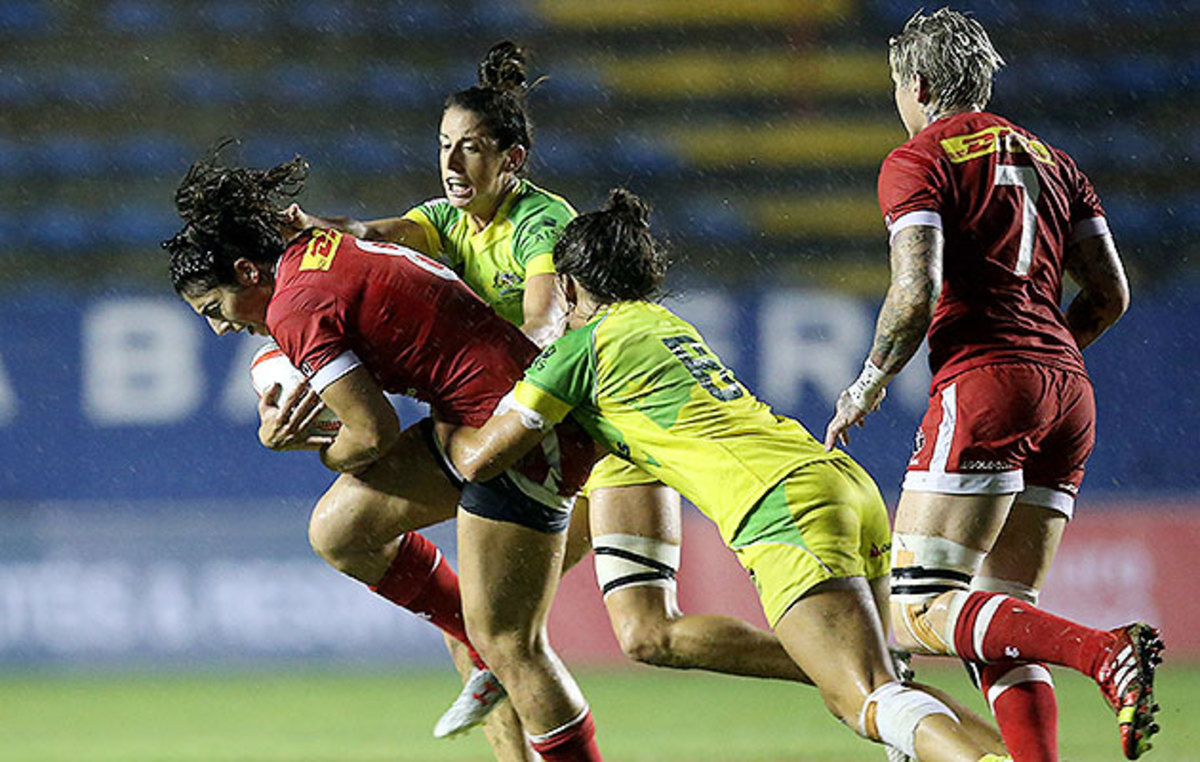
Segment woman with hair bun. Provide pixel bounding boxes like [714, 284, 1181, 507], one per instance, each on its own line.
[292, 41, 838, 752]
[295, 40, 569, 347]
[444, 189, 1015, 762]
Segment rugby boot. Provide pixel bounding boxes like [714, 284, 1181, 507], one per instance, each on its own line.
[433, 667, 507, 739]
[1094, 622, 1164, 759]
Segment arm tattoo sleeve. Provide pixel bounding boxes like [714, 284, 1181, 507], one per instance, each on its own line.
[869, 225, 942, 374]
[1063, 234, 1129, 350]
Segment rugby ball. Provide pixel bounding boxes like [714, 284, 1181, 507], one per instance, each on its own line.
[249, 340, 342, 437]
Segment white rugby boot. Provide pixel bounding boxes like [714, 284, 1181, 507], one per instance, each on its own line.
[432, 667, 507, 739]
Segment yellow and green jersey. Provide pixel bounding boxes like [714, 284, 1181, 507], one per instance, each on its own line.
[403, 179, 577, 325]
[512, 300, 843, 542]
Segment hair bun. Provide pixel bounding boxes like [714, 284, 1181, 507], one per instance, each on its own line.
[478, 41, 527, 93]
[605, 188, 651, 227]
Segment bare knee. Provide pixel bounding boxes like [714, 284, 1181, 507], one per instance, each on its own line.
[614, 616, 682, 668]
[469, 625, 545, 675]
[308, 481, 380, 575]
[818, 684, 873, 730]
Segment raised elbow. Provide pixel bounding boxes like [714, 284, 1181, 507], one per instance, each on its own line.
[1113, 281, 1132, 319]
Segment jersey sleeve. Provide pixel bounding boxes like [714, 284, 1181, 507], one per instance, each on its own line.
[402, 198, 453, 262]
[512, 200, 575, 276]
[266, 286, 360, 391]
[877, 144, 949, 240]
[1060, 153, 1109, 242]
[512, 323, 597, 424]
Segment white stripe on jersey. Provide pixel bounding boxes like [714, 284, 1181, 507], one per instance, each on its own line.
[309, 350, 362, 393]
[888, 210, 944, 243]
[1069, 215, 1110, 243]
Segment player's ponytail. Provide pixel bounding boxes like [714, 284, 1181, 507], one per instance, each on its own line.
[446, 41, 533, 171]
[555, 188, 669, 305]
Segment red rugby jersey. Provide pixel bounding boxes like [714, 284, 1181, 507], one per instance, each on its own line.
[877, 111, 1107, 383]
[267, 229, 593, 494]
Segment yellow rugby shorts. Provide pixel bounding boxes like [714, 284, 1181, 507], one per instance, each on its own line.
[582, 453, 658, 496]
[729, 456, 891, 626]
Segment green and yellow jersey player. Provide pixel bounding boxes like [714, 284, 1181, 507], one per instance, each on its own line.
[446, 189, 1012, 762]
[507, 297, 889, 624]
[291, 42, 571, 348]
[402, 177, 574, 331]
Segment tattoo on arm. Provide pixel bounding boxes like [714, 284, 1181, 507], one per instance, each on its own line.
[1063, 234, 1129, 350]
[869, 225, 942, 374]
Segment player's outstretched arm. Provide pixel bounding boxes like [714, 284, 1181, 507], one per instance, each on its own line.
[825, 224, 942, 450]
[1064, 232, 1130, 350]
[283, 204, 431, 253]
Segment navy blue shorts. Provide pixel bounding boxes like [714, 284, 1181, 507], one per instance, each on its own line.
[460, 473, 572, 534]
[418, 418, 572, 534]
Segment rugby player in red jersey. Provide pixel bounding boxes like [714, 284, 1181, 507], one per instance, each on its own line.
[165, 149, 602, 762]
[824, 9, 1160, 761]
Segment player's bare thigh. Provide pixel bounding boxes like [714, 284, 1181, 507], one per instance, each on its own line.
[456, 510, 585, 734]
[560, 497, 593, 575]
[894, 489, 1067, 588]
[587, 482, 683, 623]
[979, 500, 1067, 590]
[309, 423, 461, 583]
[893, 490, 1015, 552]
[589, 482, 681, 541]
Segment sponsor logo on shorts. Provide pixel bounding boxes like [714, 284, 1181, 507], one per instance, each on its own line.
[959, 459, 1016, 472]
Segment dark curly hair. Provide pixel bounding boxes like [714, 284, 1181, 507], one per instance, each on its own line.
[445, 41, 534, 172]
[554, 188, 669, 304]
[164, 139, 307, 296]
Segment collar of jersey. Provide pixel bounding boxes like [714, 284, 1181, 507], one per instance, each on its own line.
[466, 178, 525, 236]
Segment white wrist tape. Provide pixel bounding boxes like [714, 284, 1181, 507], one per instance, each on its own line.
[845, 359, 893, 411]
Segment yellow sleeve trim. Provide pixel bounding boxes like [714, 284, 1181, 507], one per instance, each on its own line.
[513, 380, 573, 424]
[401, 208, 443, 256]
[524, 252, 557, 277]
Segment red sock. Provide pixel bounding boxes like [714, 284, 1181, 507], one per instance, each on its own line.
[980, 662, 1059, 762]
[369, 533, 486, 669]
[528, 709, 602, 761]
[953, 591, 1116, 678]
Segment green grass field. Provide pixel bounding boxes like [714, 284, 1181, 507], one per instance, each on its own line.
[1, 662, 1194, 761]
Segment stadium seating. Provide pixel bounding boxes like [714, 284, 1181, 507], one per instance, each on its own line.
[0, 0, 1195, 283]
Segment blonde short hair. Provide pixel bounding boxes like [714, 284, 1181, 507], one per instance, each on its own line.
[888, 8, 1005, 111]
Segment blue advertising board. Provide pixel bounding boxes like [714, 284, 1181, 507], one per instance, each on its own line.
[1, 285, 1196, 503]
[0, 283, 1194, 666]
